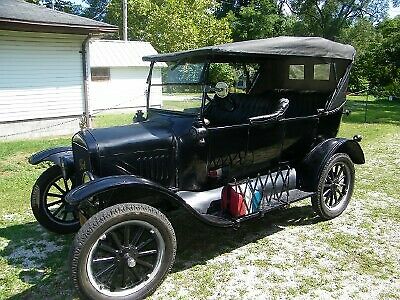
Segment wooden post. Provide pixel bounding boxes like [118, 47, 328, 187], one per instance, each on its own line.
[122, 0, 128, 41]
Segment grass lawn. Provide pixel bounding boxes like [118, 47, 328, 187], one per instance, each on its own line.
[0, 97, 399, 299]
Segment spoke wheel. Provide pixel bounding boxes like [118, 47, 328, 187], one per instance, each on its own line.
[322, 162, 350, 209]
[31, 165, 80, 234]
[70, 203, 176, 300]
[44, 175, 77, 223]
[87, 220, 164, 297]
[311, 153, 355, 220]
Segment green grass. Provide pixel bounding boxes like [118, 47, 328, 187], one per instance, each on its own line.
[0, 97, 399, 299]
[162, 100, 202, 111]
[92, 113, 133, 128]
[90, 100, 202, 128]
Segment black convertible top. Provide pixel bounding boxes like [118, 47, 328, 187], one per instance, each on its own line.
[143, 36, 355, 62]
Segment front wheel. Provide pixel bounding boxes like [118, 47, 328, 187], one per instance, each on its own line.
[311, 153, 355, 220]
[31, 165, 80, 234]
[70, 203, 176, 300]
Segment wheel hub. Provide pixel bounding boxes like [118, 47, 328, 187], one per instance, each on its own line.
[125, 254, 136, 268]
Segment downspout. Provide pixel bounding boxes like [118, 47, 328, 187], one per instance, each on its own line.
[81, 34, 92, 129]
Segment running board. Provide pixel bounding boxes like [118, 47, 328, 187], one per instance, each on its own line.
[234, 189, 315, 224]
[177, 168, 297, 214]
[196, 189, 314, 227]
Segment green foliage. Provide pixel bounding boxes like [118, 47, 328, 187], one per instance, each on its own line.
[287, 0, 393, 39]
[82, 0, 110, 21]
[341, 17, 400, 96]
[340, 18, 382, 91]
[25, 0, 83, 15]
[367, 17, 400, 97]
[107, 0, 232, 53]
[208, 63, 237, 86]
[225, 0, 292, 41]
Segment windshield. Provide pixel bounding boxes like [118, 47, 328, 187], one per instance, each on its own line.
[149, 62, 205, 114]
[148, 61, 261, 115]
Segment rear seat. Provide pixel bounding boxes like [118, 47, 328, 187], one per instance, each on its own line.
[271, 90, 330, 118]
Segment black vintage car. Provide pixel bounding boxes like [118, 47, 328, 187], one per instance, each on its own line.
[29, 37, 364, 299]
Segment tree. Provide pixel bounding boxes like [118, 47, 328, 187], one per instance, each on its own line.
[214, 0, 293, 41]
[82, 0, 111, 21]
[225, 0, 294, 41]
[366, 17, 400, 96]
[284, 0, 398, 40]
[107, 0, 232, 53]
[340, 18, 381, 91]
[26, 0, 83, 15]
[340, 16, 400, 96]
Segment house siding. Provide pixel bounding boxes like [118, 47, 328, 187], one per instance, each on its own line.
[0, 30, 85, 123]
[89, 66, 162, 112]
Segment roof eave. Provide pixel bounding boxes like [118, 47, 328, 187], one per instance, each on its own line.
[0, 18, 118, 35]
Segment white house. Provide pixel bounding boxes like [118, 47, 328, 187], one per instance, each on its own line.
[0, 0, 118, 140]
[88, 40, 163, 114]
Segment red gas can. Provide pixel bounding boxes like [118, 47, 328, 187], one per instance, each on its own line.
[221, 185, 248, 217]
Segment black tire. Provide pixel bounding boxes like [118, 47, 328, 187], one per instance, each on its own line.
[70, 203, 176, 300]
[311, 153, 355, 220]
[31, 165, 80, 234]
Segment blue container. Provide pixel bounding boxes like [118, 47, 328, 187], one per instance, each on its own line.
[251, 190, 262, 212]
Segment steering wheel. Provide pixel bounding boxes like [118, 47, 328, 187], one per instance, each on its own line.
[219, 96, 235, 112]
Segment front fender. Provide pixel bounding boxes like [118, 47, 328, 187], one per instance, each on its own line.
[65, 175, 233, 228]
[65, 175, 181, 206]
[297, 137, 365, 191]
[29, 146, 73, 166]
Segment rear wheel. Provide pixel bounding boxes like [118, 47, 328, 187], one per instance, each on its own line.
[31, 165, 80, 234]
[311, 153, 355, 220]
[70, 203, 176, 300]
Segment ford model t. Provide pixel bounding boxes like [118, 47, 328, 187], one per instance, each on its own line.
[29, 37, 364, 299]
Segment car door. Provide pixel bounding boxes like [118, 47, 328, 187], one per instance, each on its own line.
[247, 119, 284, 172]
[206, 124, 251, 181]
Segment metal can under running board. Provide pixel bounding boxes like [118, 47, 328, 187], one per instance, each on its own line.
[233, 189, 315, 224]
[197, 188, 314, 227]
[178, 167, 315, 227]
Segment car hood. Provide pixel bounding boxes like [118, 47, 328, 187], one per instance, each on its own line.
[87, 117, 174, 158]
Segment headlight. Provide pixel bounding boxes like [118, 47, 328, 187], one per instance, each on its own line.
[82, 171, 94, 184]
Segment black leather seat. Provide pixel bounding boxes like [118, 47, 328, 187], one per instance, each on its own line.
[270, 90, 330, 118]
[205, 91, 329, 126]
[205, 93, 278, 126]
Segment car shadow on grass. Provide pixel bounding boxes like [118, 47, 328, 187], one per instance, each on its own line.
[168, 201, 321, 271]
[2, 201, 321, 299]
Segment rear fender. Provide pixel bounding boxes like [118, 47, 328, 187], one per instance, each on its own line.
[65, 175, 233, 228]
[297, 138, 365, 191]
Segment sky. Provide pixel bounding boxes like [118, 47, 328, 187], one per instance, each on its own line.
[389, 3, 400, 18]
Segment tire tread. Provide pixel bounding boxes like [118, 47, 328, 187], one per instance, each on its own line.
[70, 203, 176, 300]
[311, 153, 355, 220]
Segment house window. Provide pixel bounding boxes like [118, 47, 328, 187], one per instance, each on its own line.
[314, 64, 330, 80]
[91, 67, 110, 81]
[289, 64, 304, 80]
